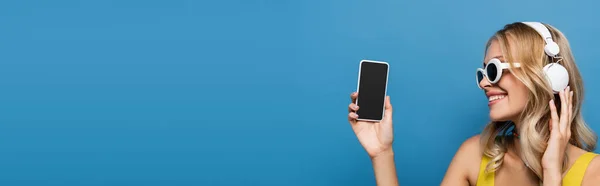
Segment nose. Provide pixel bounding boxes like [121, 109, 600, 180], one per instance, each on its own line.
[479, 75, 492, 89]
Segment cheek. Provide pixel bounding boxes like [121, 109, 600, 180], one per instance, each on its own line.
[501, 74, 530, 108]
[511, 88, 530, 107]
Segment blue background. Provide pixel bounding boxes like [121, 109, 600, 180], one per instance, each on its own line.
[1, 0, 599, 185]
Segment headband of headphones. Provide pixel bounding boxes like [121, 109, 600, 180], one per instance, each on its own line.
[521, 22, 569, 93]
[521, 22, 560, 57]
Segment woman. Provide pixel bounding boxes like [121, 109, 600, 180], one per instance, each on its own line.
[347, 22, 600, 186]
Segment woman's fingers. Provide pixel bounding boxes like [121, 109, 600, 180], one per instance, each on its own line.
[350, 92, 358, 103]
[558, 88, 568, 132]
[348, 92, 359, 123]
[549, 99, 560, 134]
[348, 103, 359, 119]
[567, 90, 574, 136]
[349, 103, 359, 112]
[383, 96, 393, 121]
[348, 112, 358, 120]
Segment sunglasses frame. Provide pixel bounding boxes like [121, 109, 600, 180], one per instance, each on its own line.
[476, 58, 521, 89]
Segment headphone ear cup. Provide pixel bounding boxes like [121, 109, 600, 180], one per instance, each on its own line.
[543, 63, 569, 93]
[544, 42, 560, 57]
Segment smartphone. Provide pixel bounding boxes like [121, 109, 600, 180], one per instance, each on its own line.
[355, 60, 389, 122]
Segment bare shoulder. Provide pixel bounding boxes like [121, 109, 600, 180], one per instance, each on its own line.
[440, 135, 483, 186]
[454, 135, 483, 164]
[459, 135, 482, 154]
[582, 153, 600, 186]
[457, 135, 484, 174]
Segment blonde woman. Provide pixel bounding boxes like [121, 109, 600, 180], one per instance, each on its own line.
[347, 22, 600, 186]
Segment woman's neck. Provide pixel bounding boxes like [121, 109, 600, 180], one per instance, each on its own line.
[509, 120, 524, 160]
[508, 120, 539, 170]
[511, 119, 521, 132]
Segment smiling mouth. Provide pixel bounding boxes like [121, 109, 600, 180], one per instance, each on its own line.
[488, 95, 506, 105]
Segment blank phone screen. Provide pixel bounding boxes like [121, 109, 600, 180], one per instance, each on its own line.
[356, 61, 389, 121]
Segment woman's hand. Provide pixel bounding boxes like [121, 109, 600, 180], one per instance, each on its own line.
[542, 86, 573, 184]
[348, 92, 394, 159]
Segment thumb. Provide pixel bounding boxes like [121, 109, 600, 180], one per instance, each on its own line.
[384, 96, 393, 121]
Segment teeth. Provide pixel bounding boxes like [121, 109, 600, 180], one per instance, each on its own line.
[489, 95, 506, 101]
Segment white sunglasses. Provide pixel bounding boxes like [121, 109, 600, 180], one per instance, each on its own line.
[476, 58, 521, 88]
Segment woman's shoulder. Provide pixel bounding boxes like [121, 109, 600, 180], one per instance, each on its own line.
[446, 135, 484, 184]
[457, 135, 484, 166]
[581, 151, 600, 186]
[456, 134, 483, 158]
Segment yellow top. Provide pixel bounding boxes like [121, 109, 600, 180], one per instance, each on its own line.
[477, 152, 598, 186]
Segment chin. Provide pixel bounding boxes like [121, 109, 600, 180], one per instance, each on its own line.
[489, 112, 512, 122]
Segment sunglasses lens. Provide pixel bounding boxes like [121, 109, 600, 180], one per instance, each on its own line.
[477, 70, 484, 83]
[486, 63, 498, 82]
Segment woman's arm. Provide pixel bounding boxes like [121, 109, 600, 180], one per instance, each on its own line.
[348, 93, 398, 186]
[440, 135, 480, 186]
[348, 93, 475, 186]
[542, 89, 573, 186]
[369, 137, 477, 186]
[371, 148, 399, 186]
[542, 171, 562, 186]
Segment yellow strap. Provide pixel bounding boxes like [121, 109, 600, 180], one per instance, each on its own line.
[562, 152, 598, 186]
[477, 155, 494, 186]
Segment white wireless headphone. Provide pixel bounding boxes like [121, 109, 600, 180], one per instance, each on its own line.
[521, 22, 569, 93]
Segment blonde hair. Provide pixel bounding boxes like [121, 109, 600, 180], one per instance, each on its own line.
[479, 22, 597, 179]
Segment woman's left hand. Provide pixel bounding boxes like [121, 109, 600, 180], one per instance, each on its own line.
[542, 86, 573, 181]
